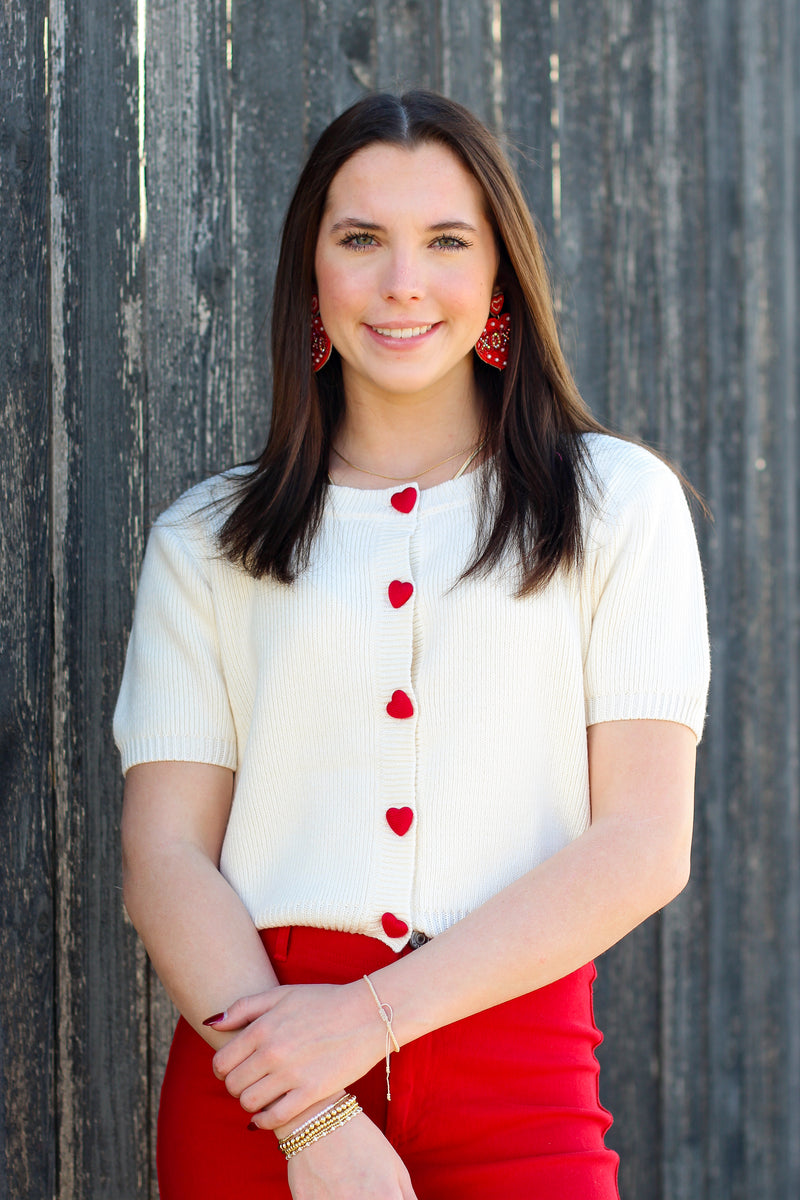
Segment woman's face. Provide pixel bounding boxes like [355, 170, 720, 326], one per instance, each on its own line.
[314, 141, 500, 403]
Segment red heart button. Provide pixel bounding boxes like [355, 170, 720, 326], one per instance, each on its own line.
[382, 912, 409, 939]
[390, 487, 417, 513]
[386, 690, 414, 719]
[388, 580, 414, 608]
[386, 807, 414, 836]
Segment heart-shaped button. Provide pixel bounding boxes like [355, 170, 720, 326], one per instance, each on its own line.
[386, 807, 414, 836]
[382, 912, 409, 939]
[390, 487, 417, 513]
[386, 690, 414, 719]
[388, 580, 414, 608]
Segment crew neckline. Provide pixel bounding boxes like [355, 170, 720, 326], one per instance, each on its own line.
[326, 457, 493, 515]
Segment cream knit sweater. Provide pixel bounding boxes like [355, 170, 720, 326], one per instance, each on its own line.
[114, 434, 710, 949]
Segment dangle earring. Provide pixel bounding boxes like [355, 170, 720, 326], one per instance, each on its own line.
[475, 291, 511, 370]
[311, 294, 332, 371]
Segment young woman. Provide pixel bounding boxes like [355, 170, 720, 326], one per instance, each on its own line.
[115, 90, 710, 1199]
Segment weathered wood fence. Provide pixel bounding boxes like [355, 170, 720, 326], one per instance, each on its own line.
[2, 1, 798, 1196]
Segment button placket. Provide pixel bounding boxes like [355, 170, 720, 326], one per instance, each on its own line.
[373, 485, 419, 944]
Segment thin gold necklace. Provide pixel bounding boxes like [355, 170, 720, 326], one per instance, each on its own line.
[332, 439, 486, 483]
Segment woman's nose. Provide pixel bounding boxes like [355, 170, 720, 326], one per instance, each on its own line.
[380, 252, 424, 303]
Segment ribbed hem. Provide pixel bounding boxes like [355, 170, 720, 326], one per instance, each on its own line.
[118, 735, 238, 775]
[586, 692, 706, 741]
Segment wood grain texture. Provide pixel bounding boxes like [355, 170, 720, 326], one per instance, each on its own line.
[48, 0, 147, 1194]
[145, 0, 233, 518]
[304, 0, 375, 150]
[497, 0, 555, 246]
[434, 0, 494, 120]
[0, 2, 55, 1196]
[731, 1, 798, 1193]
[143, 0, 234, 1177]
[229, 0, 306, 463]
[375, 0, 439, 92]
[556, 5, 663, 1196]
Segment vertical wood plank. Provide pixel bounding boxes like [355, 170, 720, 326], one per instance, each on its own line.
[304, 0, 376, 148]
[145, 0, 233, 517]
[498, 0, 555, 247]
[143, 0, 233, 1176]
[374, 0, 439, 91]
[0, 3, 56, 1195]
[736, 0, 798, 1193]
[48, 0, 147, 1193]
[700, 2, 750, 1195]
[229, 0, 306, 463]
[556, 5, 663, 1196]
[555, 0, 611, 422]
[435, 0, 495, 121]
[652, 4, 712, 1194]
[779, 6, 800, 1192]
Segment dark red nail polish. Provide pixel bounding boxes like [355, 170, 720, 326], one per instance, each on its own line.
[247, 1122, 260, 1132]
[203, 1012, 225, 1026]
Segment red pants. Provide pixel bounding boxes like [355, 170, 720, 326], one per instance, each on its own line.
[158, 927, 620, 1198]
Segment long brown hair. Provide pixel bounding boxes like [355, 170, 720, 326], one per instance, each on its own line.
[218, 90, 609, 595]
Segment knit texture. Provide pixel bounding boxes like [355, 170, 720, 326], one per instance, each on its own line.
[113, 435, 710, 948]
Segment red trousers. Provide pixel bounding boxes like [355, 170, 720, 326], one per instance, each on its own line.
[158, 927, 620, 1199]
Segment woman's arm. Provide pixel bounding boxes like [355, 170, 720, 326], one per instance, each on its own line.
[121, 760, 280, 1043]
[122, 760, 416, 1199]
[214, 719, 696, 1127]
[379, 717, 695, 1038]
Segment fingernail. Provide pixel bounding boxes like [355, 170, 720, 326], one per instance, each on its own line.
[203, 1011, 226, 1026]
[247, 1122, 260, 1132]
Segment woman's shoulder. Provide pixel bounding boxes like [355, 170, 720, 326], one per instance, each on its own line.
[149, 466, 254, 564]
[580, 431, 674, 486]
[577, 433, 695, 555]
[580, 432, 685, 512]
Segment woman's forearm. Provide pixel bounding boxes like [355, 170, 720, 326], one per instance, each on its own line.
[369, 720, 695, 1046]
[120, 761, 279, 1048]
[123, 839, 279, 1048]
[369, 807, 687, 1047]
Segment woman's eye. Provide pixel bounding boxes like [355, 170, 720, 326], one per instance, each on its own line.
[432, 235, 471, 251]
[339, 231, 376, 250]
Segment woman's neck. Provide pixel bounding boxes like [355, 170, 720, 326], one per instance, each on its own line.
[331, 370, 485, 489]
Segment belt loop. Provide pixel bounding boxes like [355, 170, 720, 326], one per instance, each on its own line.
[271, 926, 292, 963]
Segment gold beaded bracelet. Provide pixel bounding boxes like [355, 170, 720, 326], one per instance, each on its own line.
[277, 1093, 362, 1160]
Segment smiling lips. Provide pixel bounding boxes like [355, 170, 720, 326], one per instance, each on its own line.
[370, 323, 436, 339]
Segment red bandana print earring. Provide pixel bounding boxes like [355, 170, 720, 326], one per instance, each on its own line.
[475, 291, 511, 370]
[311, 294, 332, 371]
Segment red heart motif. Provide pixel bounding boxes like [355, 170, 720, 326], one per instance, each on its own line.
[390, 487, 417, 513]
[386, 807, 414, 836]
[382, 912, 409, 939]
[388, 580, 414, 608]
[475, 312, 511, 369]
[386, 690, 414, 719]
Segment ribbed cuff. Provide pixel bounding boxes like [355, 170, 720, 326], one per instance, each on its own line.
[118, 735, 238, 775]
[586, 692, 706, 741]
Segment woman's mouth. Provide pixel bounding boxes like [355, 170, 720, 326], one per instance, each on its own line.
[368, 323, 437, 341]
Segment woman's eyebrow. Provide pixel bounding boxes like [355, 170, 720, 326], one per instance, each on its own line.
[327, 217, 479, 233]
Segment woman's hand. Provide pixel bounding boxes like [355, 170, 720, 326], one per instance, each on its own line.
[210, 981, 385, 1128]
[285, 1114, 418, 1199]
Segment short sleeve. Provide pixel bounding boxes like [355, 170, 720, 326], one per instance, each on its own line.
[113, 518, 238, 774]
[583, 460, 710, 740]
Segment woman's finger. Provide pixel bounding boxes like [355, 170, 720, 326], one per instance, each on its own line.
[203, 985, 283, 1031]
[246, 1089, 312, 1131]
